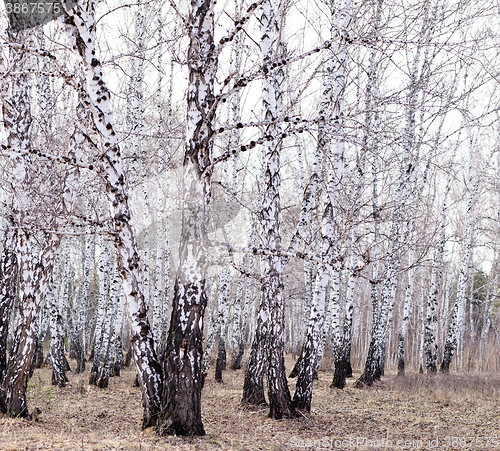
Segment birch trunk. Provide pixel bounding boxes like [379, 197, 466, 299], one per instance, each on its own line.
[292, 262, 332, 411]
[316, 283, 333, 372]
[89, 231, 111, 386]
[358, 76, 416, 384]
[479, 279, 494, 370]
[292, 0, 349, 411]
[153, 47, 174, 358]
[331, 65, 372, 388]
[370, 17, 425, 382]
[136, 0, 152, 314]
[253, 0, 294, 420]
[0, 29, 66, 417]
[396, 0, 438, 376]
[49, 272, 68, 387]
[352, 0, 384, 389]
[242, 291, 268, 406]
[34, 304, 48, 369]
[158, 0, 218, 435]
[331, 251, 357, 389]
[97, 262, 121, 388]
[397, 248, 414, 376]
[480, 160, 500, 369]
[201, 286, 218, 383]
[2, 231, 62, 417]
[0, 222, 18, 399]
[425, 155, 454, 373]
[60, 3, 163, 428]
[441, 130, 476, 373]
[232, 228, 256, 370]
[112, 292, 126, 377]
[231, 253, 248, 369]
[76, 229, 93, 374]
[215, 266, 230, 382]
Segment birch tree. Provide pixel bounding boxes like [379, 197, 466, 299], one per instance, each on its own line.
[292, 0, 350, 411]
[157, 0, 218, 435]
[0, 219, 18, 391]
[440, 122, 477, 372]
[60, 0, 163, 428]
[0, 27, 76, 416]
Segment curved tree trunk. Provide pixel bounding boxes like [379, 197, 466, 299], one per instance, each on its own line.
[61, 3, 163, 428]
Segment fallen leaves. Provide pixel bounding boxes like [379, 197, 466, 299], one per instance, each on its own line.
[0, 358, 499, 450]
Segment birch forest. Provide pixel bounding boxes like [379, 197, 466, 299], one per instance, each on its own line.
[2, 0, 500, 448]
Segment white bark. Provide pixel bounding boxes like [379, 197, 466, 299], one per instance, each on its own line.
[441, 126, 477, 372]
[293, 0, 350, 408]
[60, 3, 163, 427]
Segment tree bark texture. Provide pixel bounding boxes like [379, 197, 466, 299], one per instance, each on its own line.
[158, 0, 218, 436]
[61, 2, 163, 428]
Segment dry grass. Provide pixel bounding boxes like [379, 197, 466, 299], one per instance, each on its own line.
[1, 358, 500, 450]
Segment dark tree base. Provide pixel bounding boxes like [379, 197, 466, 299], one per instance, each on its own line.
[289, 354, 303, 379]
[241, 388, 267, 406]
[76, 358, 86, 375]
[231, 343, 245, 370]
[73, 337, 85, 374]
[354, 367, 378, 388]
[269, 394, 295, 419]
[346, 361, 353, 378]
[440, 361, 451, 373]
[242, 360, 267, 406]
[242, 334, 267, 406]
[112, 338, 124, 377]
[124, 347, 133, 367]
[159, 421, 206, 437]
[51, 370, 69, 387]
[158, 278, 207, 437]
[426, 364, 438, 374]
[64, 355, 72, 372]
[331, 359, 349, 389]
[397, 357, 405, 377]
[35, 337, 45, 369]
[215, 350, 224, 383]
[292, 387, 311, 412]
[97, 377, 109, 389]
[268, 354, 295, 419]
[6, 402, 29, 419]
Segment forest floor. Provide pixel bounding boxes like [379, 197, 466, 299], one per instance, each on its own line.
[1, 357, 500, 450]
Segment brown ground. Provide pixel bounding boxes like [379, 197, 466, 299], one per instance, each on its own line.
[1, 358, 500, 450]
